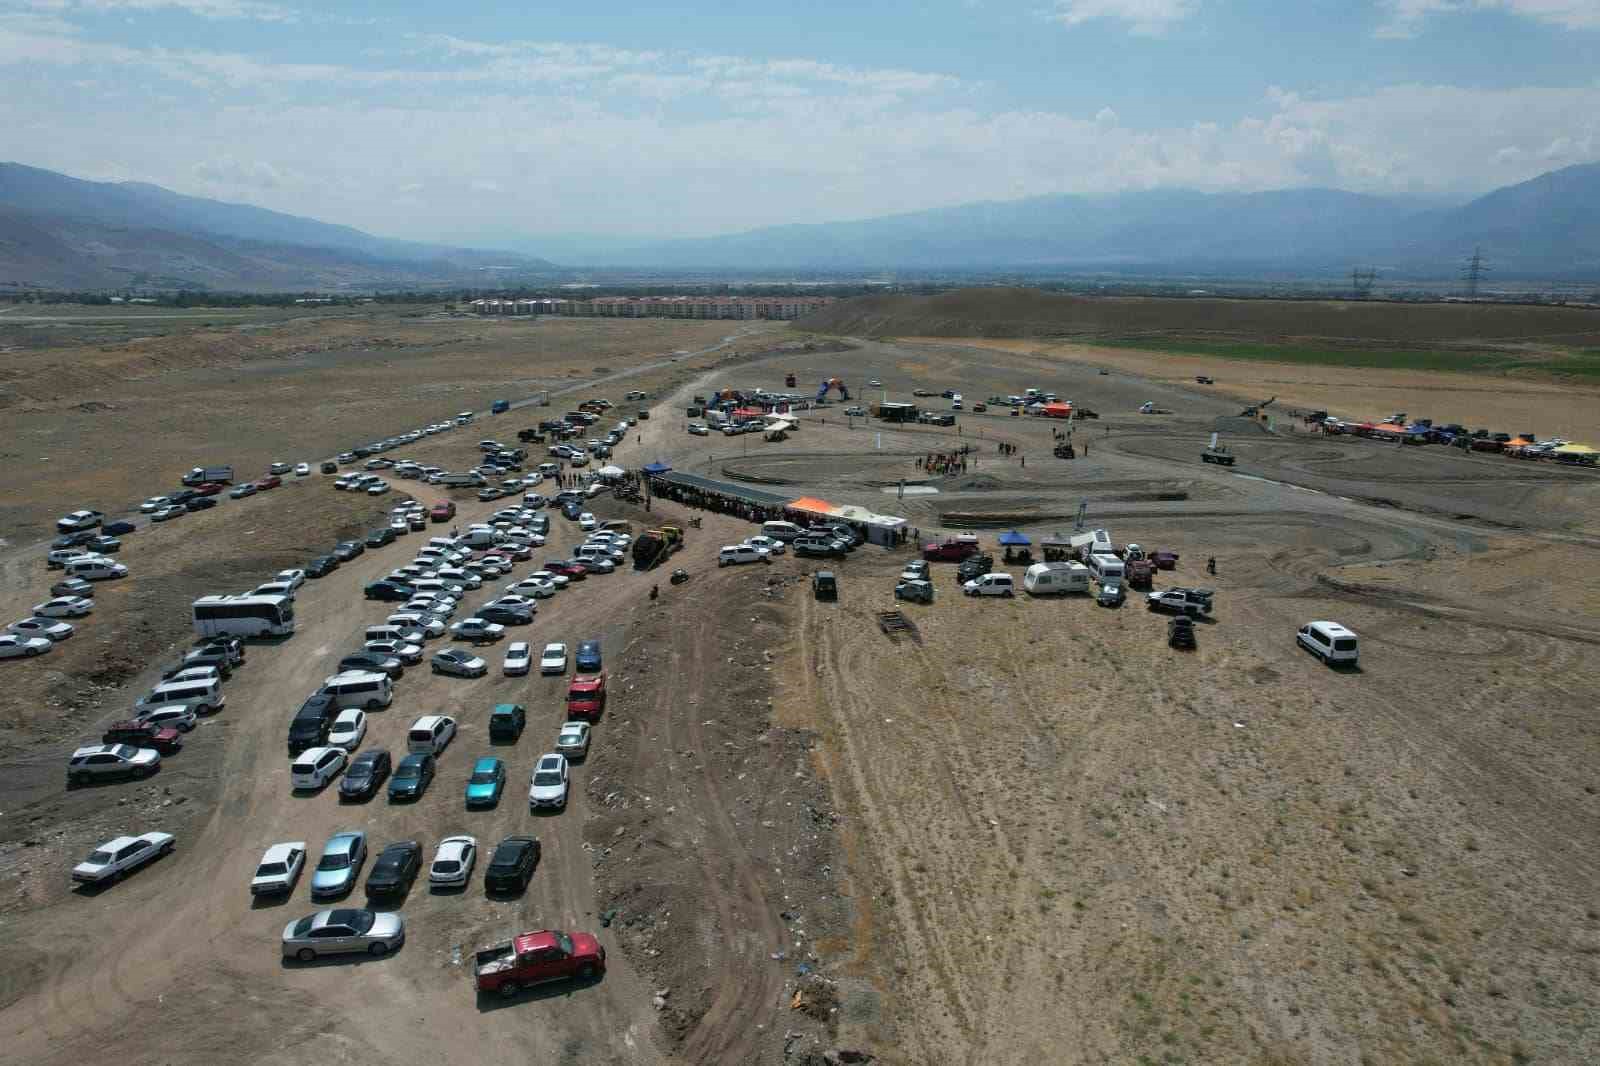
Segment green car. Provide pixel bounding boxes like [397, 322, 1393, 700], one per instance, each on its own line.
[465, 757, 506, 808]
[488, 704, 525, 743]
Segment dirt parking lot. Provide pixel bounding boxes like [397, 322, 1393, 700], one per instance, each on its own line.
[2, 316, 1598, 1066]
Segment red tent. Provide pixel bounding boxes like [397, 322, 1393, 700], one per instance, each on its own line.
[1039, 402, 1073, 419]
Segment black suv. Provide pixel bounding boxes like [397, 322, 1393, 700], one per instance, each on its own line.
[364, 839, 422, 896]
[483, 836, 541, 895]
[287, 693, 337, 755]
[339, 749, 391, 801]
[957, 554, 994, 582]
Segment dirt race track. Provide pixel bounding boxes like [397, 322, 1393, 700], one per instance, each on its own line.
[2, 313, 1599, 1066]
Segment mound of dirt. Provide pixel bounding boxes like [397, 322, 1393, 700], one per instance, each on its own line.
[1212, 415, 1274, 434]
[797, 287, 1600, 346]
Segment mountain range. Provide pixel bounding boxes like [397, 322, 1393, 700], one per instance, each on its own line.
[0, 162, 555, 291]
[2, 160, 1598, 288]
[577, 163, 1600, 278]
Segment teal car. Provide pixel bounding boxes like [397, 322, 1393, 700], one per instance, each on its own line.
[465, 757, 506, 808]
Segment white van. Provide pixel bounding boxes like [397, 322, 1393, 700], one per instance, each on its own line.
[1023, 562, 1090, 596]
[760, 520, 804, 543]
[964, 572, 1015, 597]
[135, 677, 225, 715]
[319, 670, 394, 710]
[1087, 553, 1125, 583]
[1297, 621, 1360, 666]
[66, 557, 128, 581]
[458, 528, 502, 548]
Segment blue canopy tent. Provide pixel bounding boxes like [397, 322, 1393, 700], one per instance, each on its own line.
[997, 530, 1032, 546]
[641, 461, 672, 476]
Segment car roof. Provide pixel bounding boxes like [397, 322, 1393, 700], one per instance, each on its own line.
[437, 836, 474, 856]
[379, 840, 418, 856]
[412, 714, 446, 728]
[72, 744, 119, 757]
[334, 708, 363, 721]
[492, 836, 535, 859]
[559, 721, 588, 734]
[263, 841, 306, 860]
[1309, 621, 1356, 636]
[537, 753, 564, 769]
[326, 831, 362, 848]
[352, 748, 387, 765]
[543, 642, 566, 652]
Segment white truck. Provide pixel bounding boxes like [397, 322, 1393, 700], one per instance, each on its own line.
[1023, 561, 1090, 595]
[181, 465, 234, 486]
[1069, 528, 1113, 559]
[437, 471, 487, 488]
[1146, 587, 1214, 617]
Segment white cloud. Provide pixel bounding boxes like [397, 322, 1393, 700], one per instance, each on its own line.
[1377, 0, 1600, 37]
[1046, 0, 1196, 35]
[6, 0, 299, 22]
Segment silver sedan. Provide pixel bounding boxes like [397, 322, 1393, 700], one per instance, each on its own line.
[282, 907, 404, 961]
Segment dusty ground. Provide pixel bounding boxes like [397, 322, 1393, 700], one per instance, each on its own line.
[2, 312, 1598, 1066]
[905, 336, 1600, 445]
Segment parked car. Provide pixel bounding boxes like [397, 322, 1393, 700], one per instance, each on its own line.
[306, 555, 339, 578]
[528, 753, 570, 810]
[489, 703, 526, 742]
[337, 651, 404, 679]
[718, 544, 770, 567]
[332, 541, 366, 562]
[101, 720, 183, 754]
[31, 596, 92, 619]
[483, 836, 541, 895]
[407, 714, 457, 754]
[431, 648, 487, 677]
[133, 705, 198, 733]
[50, 577, 95, 598]
[387, 752, 436, 801]
[566, 673, 606, 719]
[251, 841, 308, 896]
[327, 709, 368, 751]
[339, 749, 391, 801]
[364, 840, 423, 898]
[295, 462, 311, 476]
[450, 618, 506, 643]
[150, 505, 186, 522]
[574, 640, 602, 672]
[72, 832, 174, 884]
[366, 527, 398, 548]
[363, 639, 422, 666]
[310, 831, 368, 900]
[0, 634, 52, 659]
[743, 535, 787, 556]
[56, 509, 104, 533]
[1096, 581, 1125, 608]
[503, 642, 531, 676]
[429, 835, 478, 889]
[67, 743, 159, 785]
[282, 907, 403, 961]
[465, 757, 507, 808]
[555, 721, 591, 761]
[291, 746, 348, 791]
[256, 475, 282, 490]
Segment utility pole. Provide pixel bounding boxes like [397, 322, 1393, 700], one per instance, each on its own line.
[1350, 267, 1376, 298]
[1461, 247, 1488, 301]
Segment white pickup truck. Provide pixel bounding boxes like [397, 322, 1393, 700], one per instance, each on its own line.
[1145, 587, 1214, 616]
[72, 832, 175, 884]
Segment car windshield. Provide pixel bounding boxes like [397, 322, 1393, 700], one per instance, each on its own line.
[318, 848, 352, 870]
[394, 763, 420, 779]
[470, 770, 499, 784]
[256, 861, 287, 877]
[88, 849, 114, 864]
[534, 770, 563, 786]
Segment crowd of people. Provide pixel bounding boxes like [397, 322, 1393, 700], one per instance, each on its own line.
[916, 449, 971, 475]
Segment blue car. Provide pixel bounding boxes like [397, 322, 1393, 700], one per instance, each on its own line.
[575, 639, 602, 672]
[388, 753, 435, 802]
[464, 757, 506, 808]
[310, 830, 368, 900]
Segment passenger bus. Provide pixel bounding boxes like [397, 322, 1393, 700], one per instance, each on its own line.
[192, 594, 295, 638]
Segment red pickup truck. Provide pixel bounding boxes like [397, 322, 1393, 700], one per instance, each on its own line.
[566, 673, 606, 720]
[922, 539, 978, 562]
[474, 929, 605, 997]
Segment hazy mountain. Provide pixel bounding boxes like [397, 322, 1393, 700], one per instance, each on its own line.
[0, 162, 557, 290]
[599, 167, 1600, 276]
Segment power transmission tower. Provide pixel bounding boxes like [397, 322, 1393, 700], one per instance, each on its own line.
[1461, 247, 1488, 300]
[1350, 267, 1377, 298]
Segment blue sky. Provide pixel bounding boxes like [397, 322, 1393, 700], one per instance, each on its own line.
[1, 0, 1596, 245]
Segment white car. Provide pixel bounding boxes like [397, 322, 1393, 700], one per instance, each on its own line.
[327, 709, 368, 751]
[33, 596, 93, 618]
[506, 577, 557, 598]
[404, 596, 455, 618]
[71, 832, 174, 884]
[717, 544, 770, 567]
[503, 641, 531, 676]
[528, 753, 570, 810]
[743, 535, 787, 556]
[529, 569, 569, 589]
[0, 634, 52, 659]
[276, 569, 306, 590]
[578, 512, 597, 531]
[290, 746, 347, 790]
[555, 721, 591, 760]
[294, 463, 311, 476]
[134, 704, 197, 732]
[9, 617, 74, 641]
[389, 613, 447, 639]
[687, 423, 710, 436]
[365, 638, 423, 664]
[140, 496, 171, 513]
[450, 618, 506, 643]
[166, 665, 222, 685]
[429, 835, 478, 888]
[269, 462, 292, 475]
[251, 841, 308, 896]
[540, 642, 569, 675]
[408, 714, 458, 753]
[868, 379, 882, 387]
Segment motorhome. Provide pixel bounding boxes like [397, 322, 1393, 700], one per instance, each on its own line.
[1023, 562, 1091, 596]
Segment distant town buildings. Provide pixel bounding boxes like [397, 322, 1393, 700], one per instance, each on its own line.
[465, 295, 831, 320]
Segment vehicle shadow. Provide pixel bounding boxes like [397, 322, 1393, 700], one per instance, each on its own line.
[280, 943, 404, 970]
[474, 974, 604, 1013]
[429, 883, 469, 896]
[250, 892, 293, 911]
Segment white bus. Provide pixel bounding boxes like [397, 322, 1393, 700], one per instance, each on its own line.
[192, 594, 295, 638]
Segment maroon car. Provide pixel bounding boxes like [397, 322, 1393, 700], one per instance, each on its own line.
[1151, 550, 1180, 571]
[102, 720, 184, 754]
[192, 482, 225, 497]
[545, 560, 589, 580]
[255, 475, 283, 490]
[922, 540, 978, 562]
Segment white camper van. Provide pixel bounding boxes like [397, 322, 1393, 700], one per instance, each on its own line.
[1069, 528, 1113, 559]
[1023, 562, 1091, 596]
[1087, 553, 1125, 583]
